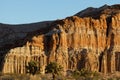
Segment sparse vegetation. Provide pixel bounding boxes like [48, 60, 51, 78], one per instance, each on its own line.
[0, 72, 120, 80]
[45, 62, 63, 80]
[26, 60, 40, 75]
[71, 68, 102, 80]
[0, 64, 119, 80]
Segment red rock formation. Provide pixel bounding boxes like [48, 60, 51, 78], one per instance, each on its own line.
[0, 4, 120, 74]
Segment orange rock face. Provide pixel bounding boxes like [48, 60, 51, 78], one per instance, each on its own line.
[0, 4, 120, 74]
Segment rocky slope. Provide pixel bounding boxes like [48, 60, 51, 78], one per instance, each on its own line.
[0, 4, 120, 74]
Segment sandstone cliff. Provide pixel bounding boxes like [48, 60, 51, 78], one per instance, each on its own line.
[0, 4, 120, 74]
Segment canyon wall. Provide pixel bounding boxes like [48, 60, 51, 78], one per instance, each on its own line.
[0, 4, 120, 74]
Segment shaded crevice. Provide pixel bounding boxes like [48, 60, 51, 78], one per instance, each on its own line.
[0, 49, 10, 72]
[115, 52, 120, 71]
[99, 52, 104, 72]
[44, 35, 51, 54]
[106, 16, 112, 37]
[108, 33, 115, 52]
[107, 33, 115, 73]
[55, 33, 60, 52]
[77, 49, 87, 70]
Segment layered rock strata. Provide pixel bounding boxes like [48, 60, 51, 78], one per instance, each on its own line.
[0, 4, 120, 74]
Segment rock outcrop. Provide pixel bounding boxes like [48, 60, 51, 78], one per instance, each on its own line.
[0, 4, 120, 74]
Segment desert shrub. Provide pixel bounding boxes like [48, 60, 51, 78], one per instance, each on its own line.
[79, 68, 93, 77]
[26, 60, 40, 75]
[45, 62, 63, 80]
[72, 69, 101, 80]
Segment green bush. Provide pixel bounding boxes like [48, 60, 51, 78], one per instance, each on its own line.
[79, 68, 92, 77]
[26, 60, 40, 75]
[72, 69, 101, 79]
[45, 62, 63, 80]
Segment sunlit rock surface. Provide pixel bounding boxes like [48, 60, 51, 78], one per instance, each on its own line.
[0, 4, 120, 74]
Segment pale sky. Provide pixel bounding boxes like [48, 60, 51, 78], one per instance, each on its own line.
[0, 0, 120, 24]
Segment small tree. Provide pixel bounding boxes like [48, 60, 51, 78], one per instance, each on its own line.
[45, 62, 63, 80]
[26, 60, 39, 75]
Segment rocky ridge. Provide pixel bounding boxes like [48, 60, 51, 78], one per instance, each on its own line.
[0, 4, 120, 74]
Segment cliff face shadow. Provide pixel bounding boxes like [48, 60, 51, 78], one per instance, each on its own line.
[77, 49, 87, 70]
[0, 21, 54, 73]
[0, 18, 66, 73]
[99, 33, 115, 72]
